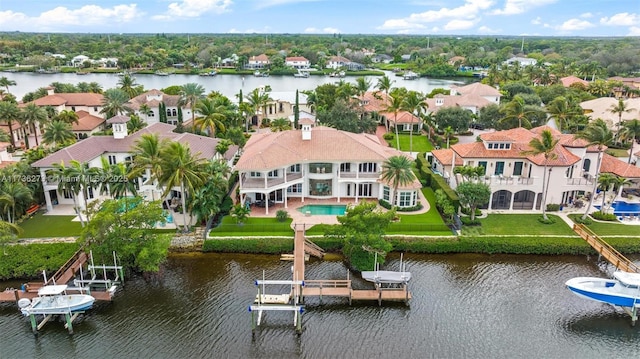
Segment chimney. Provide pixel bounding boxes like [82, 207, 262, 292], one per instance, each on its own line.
[106, 115, 130, 139]
[46, 87, 55, 96]
[301, 123, 311, 141]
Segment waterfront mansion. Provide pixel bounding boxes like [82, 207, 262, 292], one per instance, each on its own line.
[431, 126, 640, 211]
[234, 123, 422, 214]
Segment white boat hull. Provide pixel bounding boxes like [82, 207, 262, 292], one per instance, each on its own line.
[21, 294, 96, 316]
[566, 276, 640, 308]
[362, 271, 411, 284]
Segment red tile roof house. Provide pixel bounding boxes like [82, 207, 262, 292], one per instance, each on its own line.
[72, 110, 106, 140]
[126, 89, 192, 126]
[360, 91, 422, 133]
[247, 54, 271, 69]
[430, 126, 640, 211]
[32, 87, 104, 118]
[32, 120, 238, 215]
[234, 124, 421, 214]
[285, 56, 310, 69]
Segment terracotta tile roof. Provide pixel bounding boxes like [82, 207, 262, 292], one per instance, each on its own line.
[286, 56, 309, 62]
[235, 126, 404, 171]
[32, 93, 104, 107]
[106, 115, 129, 124]
[600, 153, 640, 178]
[480, 127, 535, 142]
[378, 176, 423, 190]
[362, 91, 390, 112]
[380, 110, 420, 124]
[126, 90, 181, 111]
[72, 111, 105, 131]
[560, 76, 589, 87]
[425, 94, 491, 113]
[450, 82, 501, 97]
[328, 56, 351, 63]
[250, 54, 270, 62]
[431, 148, 463, 166]
[32, 123, 228, 167]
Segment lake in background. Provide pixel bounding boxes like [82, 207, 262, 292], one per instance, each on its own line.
[2, 71, 472, 102]
[2, 253, 640, 359]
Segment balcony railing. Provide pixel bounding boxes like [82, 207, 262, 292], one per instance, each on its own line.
[478, 176, 535, 186]
[339, 172, 380, 179]
[566, 178, 593, 186]
[241, 172, 303, 190]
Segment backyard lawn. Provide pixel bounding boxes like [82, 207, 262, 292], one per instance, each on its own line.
[385, 133, 434, 153]
[568, 214, 640, 237]
[462, 214, 577, 236]
[208, 216, 294, 237]
[18, 214, 83, 238]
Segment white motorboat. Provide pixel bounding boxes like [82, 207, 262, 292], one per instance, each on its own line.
[19, 285, 96, 316]
[362, 270, 411, 284]
[566, 271, 640, 307]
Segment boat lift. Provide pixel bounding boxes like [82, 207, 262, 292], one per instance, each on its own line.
[72, 251, 123, 298]
[248, 271, 305, 335]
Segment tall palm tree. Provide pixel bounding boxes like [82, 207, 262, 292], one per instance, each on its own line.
[402, 90, 428, 155]
[53, 109, 79, 125]
[596, 173, 617, 212]
[127, 115, 147, 133]
[245, 88, 270, 130]
[0, 76, 16, 94]
[270, 117, 291, 132]
[355, 76, 372, 103]
[117, 73, 141, 99]
[100, 88, 132, 118]
[0, 101, 20, 147]
[42, 120, 75, 148]
[546, 96, 581, 133]
[138, 103, 153, 123]
[0, 181, 32, 223]
[619, 119, 640, 163]
[443, 126, 455, 148]
[130, 133, 169, 201]
[47, 161, 85, 227]
[385, 90, 405, 150]
[381, 155, 416, 209]
[0, 219, 22, 255]
[575, 118, 614, 220]
[609, 98, 632, 138]
[179, 83, 205, 125]
[614, 175, 632, 199]
[500, 95, 534, 128]
[522, 130, 559, 221]
[87, 82, 103, 94]
[65, 160, 99, 221]
[158, 142, 208, 232]
[20, 103, 47, 147]
[194, 97, 227, 137]
[376, 75, 394, 99]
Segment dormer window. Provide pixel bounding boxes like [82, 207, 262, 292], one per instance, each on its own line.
[487, 142, 511, 150]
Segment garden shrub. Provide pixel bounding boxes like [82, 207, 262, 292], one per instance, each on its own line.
[460, 217, 481, 226]
[538, 216, 557, 224]
[591, 211, 618, 221]
[573, 216, 593, 225]
[383, 132, 394, 140]
[546, 203, 561, 212]
[276, 209, 289, 222]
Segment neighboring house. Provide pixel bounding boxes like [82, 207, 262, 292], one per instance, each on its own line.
[425, 93, 492, 115]
[32, 121, 238, 213]
[285, 56, 310, 69]
[288, 111, 316, 128]
[247, 54, 271, 69]
[503, 57, 537, 67]
[450, 82, 501, 105]
[326, 56, 351, 70]
[126, 89, 191, 126]
[235, 125, 422, 214]
[31, 88, 104, 118]
[359, 91, 422, 131]
[430, 126, 640, 211]
[371, 54, 392, 64]
[580, 98, 640, 130]
[260, 91, 312, 122]
[94, 57, 118, 68]
[560, 76, 589, 88]
[72, 110, 106, 139]
[448, 56, 466, 67]
[609, 76, 640, 98]
[0, 142, 16, 169]
[71, 55, 90, 67]
[0, 122, 30, 149]
[219, 54, 238, 68]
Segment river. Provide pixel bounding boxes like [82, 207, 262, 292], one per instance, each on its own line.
[1, 71, 472, 101]
[2, 253, 640, 359]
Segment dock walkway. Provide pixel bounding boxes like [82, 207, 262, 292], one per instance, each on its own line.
[573, 223, 639, 273]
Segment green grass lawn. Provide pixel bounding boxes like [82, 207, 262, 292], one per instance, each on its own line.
[385, 133, 434, 153]
[605, 148, 629, 158]
[18, 213, 83, 238]
[388, 188, 451, 235]
[209, 216, 293, 237]
[568, 214, 640, 237]
[463, 214, 577, 236]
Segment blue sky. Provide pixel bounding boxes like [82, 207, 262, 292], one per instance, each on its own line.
[0, 0, 638, 36]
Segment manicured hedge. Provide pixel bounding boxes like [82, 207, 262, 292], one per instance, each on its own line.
[415, 153, 459, 210]
[0, 243, 80, 280]
[203, 237, 293, 253]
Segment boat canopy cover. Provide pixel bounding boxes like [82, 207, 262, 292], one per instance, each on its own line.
[361, 270, 411, 284]
[38, 285, 68, 296]
[614, 271, 640, 287]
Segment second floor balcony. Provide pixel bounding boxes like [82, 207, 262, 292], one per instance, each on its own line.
[240, 172, 303, 190]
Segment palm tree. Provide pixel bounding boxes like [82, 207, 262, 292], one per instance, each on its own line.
[596, 173, 617, 212]
[355, 77, 372, 103]
[500, 95, 534, 128]
[443, 126, 455, 148]
[546, 96, 580, 133]
[381, 155, 416, 209]
[87, 82, 103, 94]
[130, 133, 169, 201]
[0, 101, 20, 147]
[402, 90, 428, 155]
[117, 73, 141, 99]
[65, 160, 99, 221]
[179, 83, 205, 126]
[53, 109, 79, 125]
[194, 97, 227, 137]
[42, 120, 75, 148]
[385, 90, 405, 150]
[0, 76, 16, 94]
[609, 98, 632, 138]
[20, 103, 47, 147]
[47, 161, 85, 227]
[270, 117, 291, 132]
[245, 88, 270, 131]
[138, 103, 153, 122]
[376, 75, 394, 99]
[127, 115, 147, 133]
[158, 142, 208, 232]
[619, 119, 640, 163]
[522, 129, 559, 221]
[614, 175, 632, 199]
[0, 181, 32, 223]
[575, 118, 614, 220]
[100, 88, 132, 118]
[0, 219, 22, 255]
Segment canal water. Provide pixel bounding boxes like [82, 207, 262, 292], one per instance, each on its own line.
[1, 71, 471, 101]
[2, 253, 640, 358]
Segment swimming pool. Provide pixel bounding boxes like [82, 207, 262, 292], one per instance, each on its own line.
[297, 204, 347, 215]
[610, 201, 640, 215]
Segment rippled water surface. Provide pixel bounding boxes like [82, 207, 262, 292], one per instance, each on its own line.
[2, 253, 640, 359]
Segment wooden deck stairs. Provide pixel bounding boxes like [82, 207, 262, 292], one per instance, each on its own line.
[573, 223, 640, 273]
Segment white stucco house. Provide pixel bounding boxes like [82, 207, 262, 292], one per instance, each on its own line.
[126, 89, 192, 126]
[235, 125, 422, 214]
[430, 126, 640, 211]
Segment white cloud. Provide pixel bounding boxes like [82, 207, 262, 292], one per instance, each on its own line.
[531, 17, 541, 25]
[600, 13, 640, 26]
[444, 19, 475, 31]
[252, 0, 319, 10]
[378, 0, 493, 31]
[580, 12, 593, 18]
[555, 18, 594, 31]
[478, 25, 500, 34]
[491, 0, 557, 16]
[304, 27, 340, 34]
[0, 5, 142, 31]
[153, 0, 232, 20]
[629, 26, 640, 36]
[226, 26, 272, 33]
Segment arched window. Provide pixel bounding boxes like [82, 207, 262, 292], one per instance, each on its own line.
[172, 109, 177, 116]
[583, 159, 591, 172]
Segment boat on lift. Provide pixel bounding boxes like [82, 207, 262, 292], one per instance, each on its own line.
[566, 271, 640, 307]
[19, 285, 95, 316]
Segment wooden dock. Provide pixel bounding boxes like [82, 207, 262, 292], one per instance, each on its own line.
[573, 224, 640, 273]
